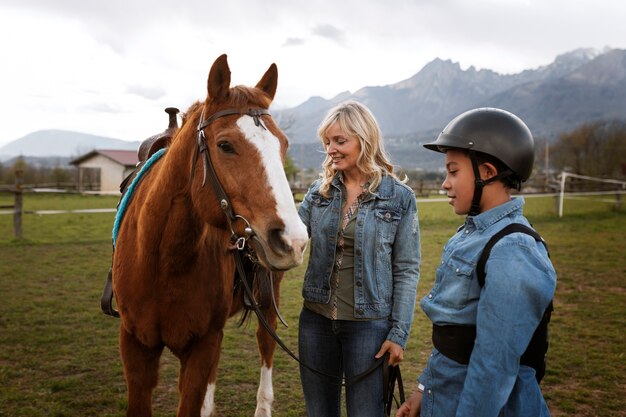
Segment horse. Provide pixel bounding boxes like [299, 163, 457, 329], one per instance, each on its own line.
[111, 54, 308, 417]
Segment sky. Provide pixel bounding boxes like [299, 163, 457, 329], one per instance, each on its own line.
[1, 0, 625, 148]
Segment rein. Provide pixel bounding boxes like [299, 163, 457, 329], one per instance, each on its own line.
[195, 105, 402, 406]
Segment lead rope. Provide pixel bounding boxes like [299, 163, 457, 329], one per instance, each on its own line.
[235, 241, 403, 417]
[194, 107, 390, 391]
[231, 239, 388, 388]
[192, 104, 404, 408]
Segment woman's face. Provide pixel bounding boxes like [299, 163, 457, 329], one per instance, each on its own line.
[324, 122, 362, 174]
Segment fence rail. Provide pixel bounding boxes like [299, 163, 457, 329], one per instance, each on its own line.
[0, 169, 24, 238]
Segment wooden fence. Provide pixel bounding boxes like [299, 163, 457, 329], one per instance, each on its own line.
[0, 169, 23, 238]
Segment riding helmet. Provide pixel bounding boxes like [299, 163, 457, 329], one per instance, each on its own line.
[423, 107, 535, 182]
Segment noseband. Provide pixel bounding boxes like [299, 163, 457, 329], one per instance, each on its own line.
[193, 106, 270, 247]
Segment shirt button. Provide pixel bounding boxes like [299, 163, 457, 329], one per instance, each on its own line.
[314, 198, 320, 204]
[465, 230, 469, 234]
[356, 249, 361, 256]
[455, 268, 460, 273]
[441, 260, 444, 265]
[428, 389, 432, 394]
[385, 212, 391, 219]
[356, 281, 362, 287]
[428, 294, 433, 299]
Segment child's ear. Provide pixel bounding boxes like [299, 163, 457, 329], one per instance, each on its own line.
[480, 162, 499, 180]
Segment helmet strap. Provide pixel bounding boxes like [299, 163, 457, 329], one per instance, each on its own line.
[468, 151, 515, 216]
[469, 153, 484, 216]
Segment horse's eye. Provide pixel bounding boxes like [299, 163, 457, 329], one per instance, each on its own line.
[217, 141, 236, 154]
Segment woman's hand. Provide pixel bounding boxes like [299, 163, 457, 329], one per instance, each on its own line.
[395, 389, 422, 417]
[375, 340, 404, 366]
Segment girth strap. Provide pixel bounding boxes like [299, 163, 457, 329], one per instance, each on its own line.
[100, 268, 119, 317]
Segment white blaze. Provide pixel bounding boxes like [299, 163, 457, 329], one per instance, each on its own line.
[237, 116, 308, 249]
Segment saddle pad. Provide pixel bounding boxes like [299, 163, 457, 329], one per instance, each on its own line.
[112, 148, 167, 247]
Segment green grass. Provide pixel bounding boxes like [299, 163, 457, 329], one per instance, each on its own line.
[0, 194, 624, 416]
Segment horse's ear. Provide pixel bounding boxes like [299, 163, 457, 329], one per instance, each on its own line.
[255, 63, 278, 102]
[207, 54, 231, 100]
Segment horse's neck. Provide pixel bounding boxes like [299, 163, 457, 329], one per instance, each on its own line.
[138, 139, 229, 268]
[138, 143, 198, 249]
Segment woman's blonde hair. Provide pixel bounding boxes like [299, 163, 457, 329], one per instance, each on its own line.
[317, 100, 397, 197]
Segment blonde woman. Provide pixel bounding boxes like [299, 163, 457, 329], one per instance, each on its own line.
[298, 100, 421, 417]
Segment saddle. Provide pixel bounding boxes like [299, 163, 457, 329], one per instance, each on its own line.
[137, 107, 179, 162]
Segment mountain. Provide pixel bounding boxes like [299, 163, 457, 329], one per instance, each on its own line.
[0, 130, 140, 163]
[278, 47, 624, 170]
[2, 48, 624, 172]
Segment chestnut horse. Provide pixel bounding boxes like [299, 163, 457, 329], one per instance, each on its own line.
[112, 54, 308, 417]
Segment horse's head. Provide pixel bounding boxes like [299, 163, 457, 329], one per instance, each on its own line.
[186, 54, 308, 271]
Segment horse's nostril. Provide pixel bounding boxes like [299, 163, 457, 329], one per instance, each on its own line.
[268, 228, 290, 254]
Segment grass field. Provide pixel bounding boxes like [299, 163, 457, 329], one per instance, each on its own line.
[0, 192, 625, 416]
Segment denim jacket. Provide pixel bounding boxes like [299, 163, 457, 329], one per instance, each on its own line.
[419, 197, 556, 417]
[298, 174, 420, 348]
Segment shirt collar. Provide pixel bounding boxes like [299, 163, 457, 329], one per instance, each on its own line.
[466, 197, 525, 231]
[331, 173, 395, 200]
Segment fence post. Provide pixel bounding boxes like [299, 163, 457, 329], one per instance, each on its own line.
[558, 171, 567, 218]
[14, 169, 23, 239]
[616, 192, 622, 211]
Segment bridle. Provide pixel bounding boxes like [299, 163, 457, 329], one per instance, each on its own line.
[193, 106, 270, 248]
[194, 104, 403, 410]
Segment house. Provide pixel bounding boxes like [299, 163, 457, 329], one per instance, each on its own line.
[70, 149, 138, 193]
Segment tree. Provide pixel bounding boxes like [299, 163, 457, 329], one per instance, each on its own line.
[275, 112, 301, 183]
[284, 154, 299, 183]
[550, 121, 626, 179]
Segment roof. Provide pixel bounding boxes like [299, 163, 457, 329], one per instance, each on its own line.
[70, 149, 138, 167]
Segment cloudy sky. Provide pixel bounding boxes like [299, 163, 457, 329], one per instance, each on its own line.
[1, 0, 625, 147]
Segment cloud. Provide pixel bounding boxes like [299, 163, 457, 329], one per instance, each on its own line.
[126, 85, 168, 101]
[311, 24, 347, 46]
[283, 37, 306, 47]
[80, 102, 121, 114]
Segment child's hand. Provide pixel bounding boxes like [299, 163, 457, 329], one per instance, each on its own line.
[395, 389, 422, 417]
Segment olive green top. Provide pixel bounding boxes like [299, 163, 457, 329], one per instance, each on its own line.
[304, 183, 368, 321]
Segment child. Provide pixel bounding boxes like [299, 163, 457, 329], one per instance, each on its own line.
[397, 108, 556, 417]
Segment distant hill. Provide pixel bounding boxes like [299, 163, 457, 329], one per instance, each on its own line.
[0, 130, 140, 163]
[278, 47, 626, 170]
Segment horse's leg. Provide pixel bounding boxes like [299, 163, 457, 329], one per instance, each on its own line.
[254, 272, 282, 417]
[120, 326, 164, 417]
[176, 329, 223, 417]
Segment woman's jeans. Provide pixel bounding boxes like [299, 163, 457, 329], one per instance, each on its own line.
[298, 307, 391, 417]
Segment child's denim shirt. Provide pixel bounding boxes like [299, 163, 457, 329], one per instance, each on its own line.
[298, 174, 420, 348]
[419, 197, 556, 416]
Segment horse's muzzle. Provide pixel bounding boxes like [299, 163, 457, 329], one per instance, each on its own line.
[253, 227, 307, 271]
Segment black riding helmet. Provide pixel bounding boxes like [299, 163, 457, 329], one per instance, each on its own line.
[424, 108, 535, 216]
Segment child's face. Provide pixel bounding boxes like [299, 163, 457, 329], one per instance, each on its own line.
[442, 149, 475, 215]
